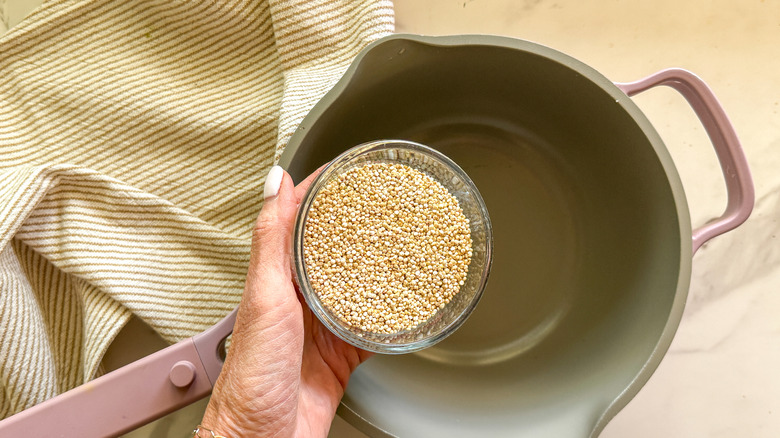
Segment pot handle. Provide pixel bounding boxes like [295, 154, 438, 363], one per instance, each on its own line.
[615, 68, 754, 254]
[0, 308, 237, 437]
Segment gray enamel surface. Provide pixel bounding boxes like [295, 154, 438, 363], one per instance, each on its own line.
[280, 35, 692, 438]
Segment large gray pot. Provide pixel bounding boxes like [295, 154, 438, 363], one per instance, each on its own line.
[279, 34, 753, 437]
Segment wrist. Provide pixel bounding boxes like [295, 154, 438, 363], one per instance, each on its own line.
[201, 399, 245, 438]
[193, 425, 229, 438]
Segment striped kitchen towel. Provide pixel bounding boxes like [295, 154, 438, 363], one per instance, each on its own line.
[0, 0, 393, 418]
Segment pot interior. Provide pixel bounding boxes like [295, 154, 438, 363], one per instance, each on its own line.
[282, 36, 686, 437]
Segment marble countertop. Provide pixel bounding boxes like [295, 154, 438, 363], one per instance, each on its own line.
[334, 1, 780, 437]
[3, 1, 778, 437]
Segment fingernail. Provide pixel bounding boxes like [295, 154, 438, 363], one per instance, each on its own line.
[264, 165, 284, 199]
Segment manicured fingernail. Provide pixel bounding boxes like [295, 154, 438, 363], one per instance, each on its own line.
[264, 165, 284, 199]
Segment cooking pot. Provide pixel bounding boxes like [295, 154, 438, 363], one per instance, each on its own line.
[278, 34, 754, 437]
[0, 33, 754, 438]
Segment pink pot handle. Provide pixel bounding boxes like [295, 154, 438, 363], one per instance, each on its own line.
[615, 68, 754, 254]
[0, 308, 236, 437]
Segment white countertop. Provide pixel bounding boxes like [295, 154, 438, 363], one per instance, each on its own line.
[332, 1, 779, 437]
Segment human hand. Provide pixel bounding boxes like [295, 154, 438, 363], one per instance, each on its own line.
[200, 166, 373, 437]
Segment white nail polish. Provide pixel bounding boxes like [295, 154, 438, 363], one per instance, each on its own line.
[264, 165, 284, 199]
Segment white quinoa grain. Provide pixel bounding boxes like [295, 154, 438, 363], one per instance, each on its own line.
[303, 162, 473, 334]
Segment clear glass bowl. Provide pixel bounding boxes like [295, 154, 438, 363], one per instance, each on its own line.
[293, 140, 493, 354]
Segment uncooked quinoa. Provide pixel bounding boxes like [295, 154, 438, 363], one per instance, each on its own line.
[303, 162, 473, 334]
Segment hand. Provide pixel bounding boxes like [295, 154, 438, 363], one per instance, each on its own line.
[201, 166, 373, 437]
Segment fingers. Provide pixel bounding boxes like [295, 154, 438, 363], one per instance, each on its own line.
[244, 164, 327, 305]
[247, 167, 298, 294]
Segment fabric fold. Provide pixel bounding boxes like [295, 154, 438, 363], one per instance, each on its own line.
[0, 0, 393, 418]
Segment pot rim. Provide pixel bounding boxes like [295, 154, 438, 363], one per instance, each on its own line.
[279, 33, 694, 438]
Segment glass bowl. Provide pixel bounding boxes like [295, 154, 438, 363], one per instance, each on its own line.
[292, 140, 493, 354]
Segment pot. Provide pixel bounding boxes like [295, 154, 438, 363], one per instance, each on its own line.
[278, 35, 754, 437]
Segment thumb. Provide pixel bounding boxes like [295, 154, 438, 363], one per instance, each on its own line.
[247, 166, 298, 299]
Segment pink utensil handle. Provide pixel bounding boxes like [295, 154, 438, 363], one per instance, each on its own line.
[0, 338, 213, 437]
[0, 304, 236, 437]
[616, 68, 755, 254]
[192, 307, 237, 386]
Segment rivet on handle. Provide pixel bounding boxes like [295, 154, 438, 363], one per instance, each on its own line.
[169, 361, 196, 388]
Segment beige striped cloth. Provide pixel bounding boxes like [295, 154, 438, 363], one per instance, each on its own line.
[0, 0, 393, 419]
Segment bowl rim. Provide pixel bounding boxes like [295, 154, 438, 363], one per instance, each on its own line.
[292, 139, 494, 354]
